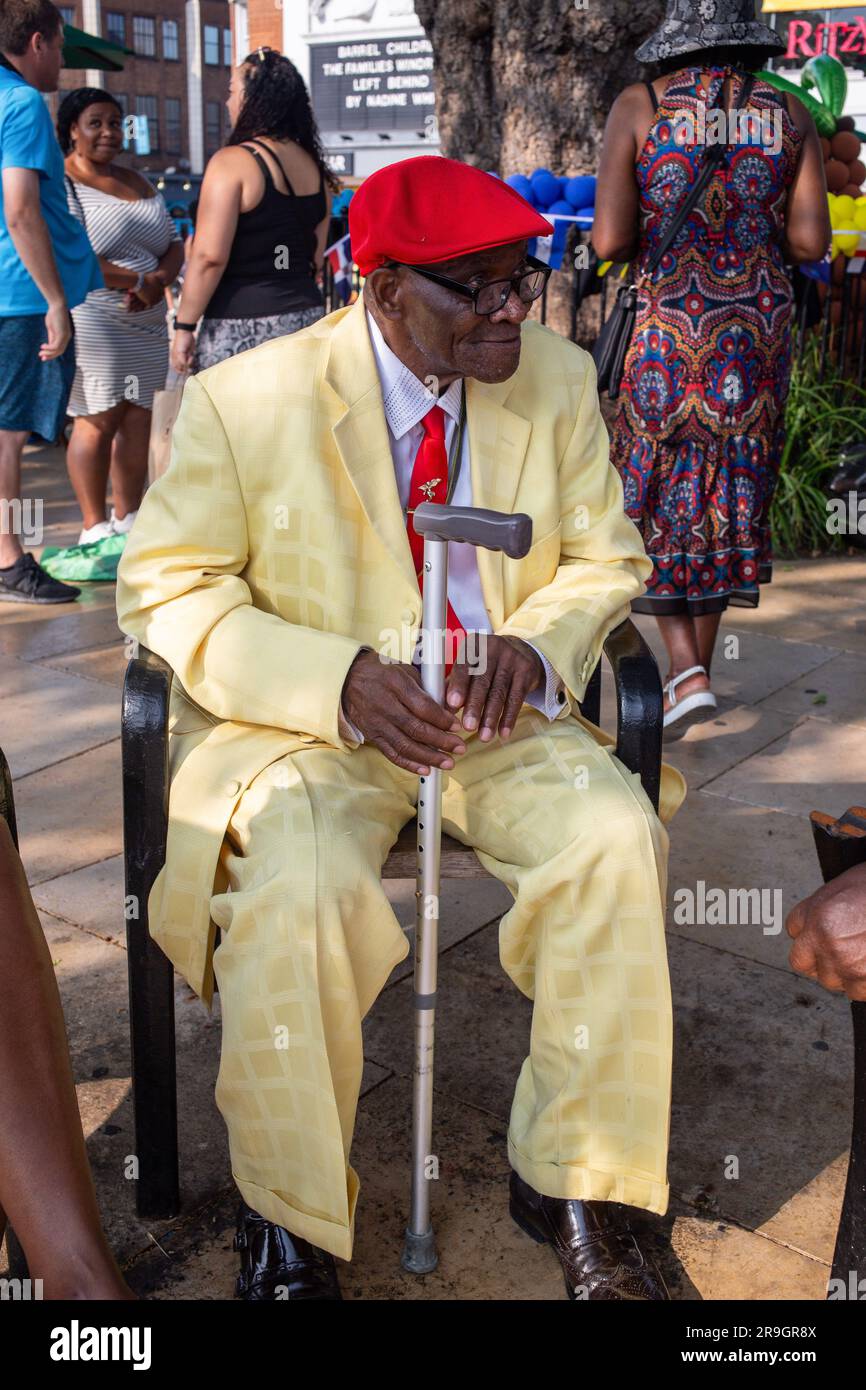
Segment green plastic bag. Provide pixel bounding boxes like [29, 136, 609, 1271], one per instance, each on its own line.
[39, 532, 127, 582]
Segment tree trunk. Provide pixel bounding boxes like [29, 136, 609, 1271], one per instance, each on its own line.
[414, 0, 666, 339]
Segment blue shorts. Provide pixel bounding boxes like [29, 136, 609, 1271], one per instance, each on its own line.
[0, 313, 75, 441]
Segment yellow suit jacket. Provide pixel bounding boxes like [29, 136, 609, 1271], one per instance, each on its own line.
[117, 295, 673, 1005]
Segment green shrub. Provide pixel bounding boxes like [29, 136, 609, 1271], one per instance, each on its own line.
[771, 337, 866, 557]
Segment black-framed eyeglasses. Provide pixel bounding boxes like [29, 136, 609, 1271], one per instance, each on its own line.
[385, 254, 552, 316]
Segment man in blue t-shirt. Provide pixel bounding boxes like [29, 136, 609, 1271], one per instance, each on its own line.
[0, 0, 101, 604]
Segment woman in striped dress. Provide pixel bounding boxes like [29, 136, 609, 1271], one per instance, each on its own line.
[58, 89, 183, 544]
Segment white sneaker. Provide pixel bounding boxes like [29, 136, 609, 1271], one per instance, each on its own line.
[110, 508, 138, 535]
[77, 520, 115, 545]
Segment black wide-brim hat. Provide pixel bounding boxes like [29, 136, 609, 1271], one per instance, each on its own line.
[635, 0, 784, 65]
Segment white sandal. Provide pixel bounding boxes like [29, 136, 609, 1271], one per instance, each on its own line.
[663, 664, 717, 733]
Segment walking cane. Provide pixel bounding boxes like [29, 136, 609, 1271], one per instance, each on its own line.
[400, 501, 533, 1275]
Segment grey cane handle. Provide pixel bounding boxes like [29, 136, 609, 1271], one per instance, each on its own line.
[413, 502, 533, 559]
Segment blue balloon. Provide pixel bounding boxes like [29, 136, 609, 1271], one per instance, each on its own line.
[530, 170, 562, 210]
[564, 175, 596, 209]
[506, 173, 534, 203]
[546, 199, 574, 216]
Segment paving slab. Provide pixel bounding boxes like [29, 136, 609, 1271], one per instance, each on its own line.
[757, 652, 866, 730]
[0, 575, 121, 658]
[727, 558, 866, 654]
[757, 1153, 849, 1268]
[14, 740, 123, 885]
[706, 716, 866, 817]
[386, 874, 511, 976]
[35, 640, 127, 691]
[31, 852, 126, 942]
[0, 653, 119, 779]
[665, 792, 819, 970]
[629, 615, 835, 708]
[669, 1212, 828, 1301]
[668, 935, 849, 1254]
[652, 704, 794, 793]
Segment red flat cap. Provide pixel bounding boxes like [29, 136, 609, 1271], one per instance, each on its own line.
[348, 155, 552, 276]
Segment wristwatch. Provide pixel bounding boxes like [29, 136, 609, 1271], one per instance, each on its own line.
[171, 313, 198, 332]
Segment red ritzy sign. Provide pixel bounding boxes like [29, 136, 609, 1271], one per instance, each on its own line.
[785, 18, 866, 58]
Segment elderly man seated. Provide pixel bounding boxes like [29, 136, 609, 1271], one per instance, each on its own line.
[117, 156, 686, 1302]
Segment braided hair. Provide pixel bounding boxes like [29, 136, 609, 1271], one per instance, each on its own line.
[57, 87, 123, 155]
[227, 48, 339, 194]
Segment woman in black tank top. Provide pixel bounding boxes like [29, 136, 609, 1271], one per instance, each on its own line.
[171, 49, 339, 374]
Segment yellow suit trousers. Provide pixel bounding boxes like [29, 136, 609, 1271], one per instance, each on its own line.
[210, 706, 676, 1262]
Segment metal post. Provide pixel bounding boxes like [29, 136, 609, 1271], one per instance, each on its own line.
[401, 532, 448, 1275]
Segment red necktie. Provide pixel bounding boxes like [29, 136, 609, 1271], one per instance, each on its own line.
[406, 404, 465, 673]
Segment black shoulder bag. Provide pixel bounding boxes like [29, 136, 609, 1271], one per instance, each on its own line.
[593, 72, 755, 400]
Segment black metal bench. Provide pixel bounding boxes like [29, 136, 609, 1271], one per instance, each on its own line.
[121, 619, 663, 1218]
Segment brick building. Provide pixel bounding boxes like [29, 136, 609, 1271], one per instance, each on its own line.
[54, 1, 235, 176]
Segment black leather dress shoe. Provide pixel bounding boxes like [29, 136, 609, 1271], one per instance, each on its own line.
[234, 1201, 342, 1300]
[509, 1172, 669, 1301]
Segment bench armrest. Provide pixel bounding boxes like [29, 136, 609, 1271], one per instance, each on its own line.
[122, 645, 174, 891]
[578, 619, 663, 811]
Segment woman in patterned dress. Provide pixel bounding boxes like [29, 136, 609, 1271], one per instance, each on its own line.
[594, 0, 830, 732]
[59, 89, 183, 544]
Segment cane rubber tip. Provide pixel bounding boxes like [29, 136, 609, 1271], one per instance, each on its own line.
[401, 1227, 438, 1275]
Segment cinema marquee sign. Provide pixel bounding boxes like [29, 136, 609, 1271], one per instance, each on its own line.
[310, 37, 435, 132]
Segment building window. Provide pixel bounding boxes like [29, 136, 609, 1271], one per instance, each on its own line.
[165, 96, 182, 153]
[136, 94, 159, 151]
[203, 24, 220, 66]
[223, 27, 232, 66]
[205, 100, 221, 151]
[162, 18, 179, 61]
[58, 6, 75, 25]
[112, 92, 129, 146]
[104, 11, 125, 48]
[132, 15, 156, 57]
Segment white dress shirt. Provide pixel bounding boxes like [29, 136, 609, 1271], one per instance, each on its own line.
[339, 311, 566, 742]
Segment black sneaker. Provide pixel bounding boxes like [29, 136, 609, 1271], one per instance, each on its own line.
[0, 553, 80, 604]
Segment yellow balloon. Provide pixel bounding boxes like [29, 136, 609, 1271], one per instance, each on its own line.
[829, 201, 842, 230]
[857, 195, 866, 206]
[834, 195, 856, 224]
[855, 204, 866, 231]
[833, 232, 859, 256]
